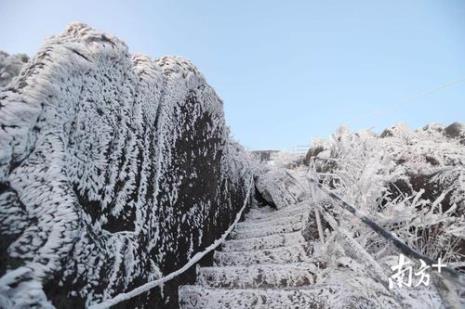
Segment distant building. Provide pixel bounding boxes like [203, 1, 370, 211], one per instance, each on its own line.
[251, 150, 279, 162]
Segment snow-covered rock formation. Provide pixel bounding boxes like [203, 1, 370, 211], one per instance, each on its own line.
[0, 23, 253, 308]
[254, 169, 307, 209]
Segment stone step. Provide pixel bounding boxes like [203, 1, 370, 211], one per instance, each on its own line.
[178, 285, 336, 309]
[214, 243, 312, 266]
[235, 214, 305, 232]
[221, 231, 305, 252]
[229, 222, 303, 240]
[197, 263, 318, 289]
[246, 213, 308, 226]
[244, 203, 309, 221]
[246, 212, 307, 226]
[244, 205, 275, 217]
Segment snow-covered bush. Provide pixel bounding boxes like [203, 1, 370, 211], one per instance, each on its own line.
[0, 51, 28, 88]
[305, 124, 465, 264]
[300, 123, 465, 307]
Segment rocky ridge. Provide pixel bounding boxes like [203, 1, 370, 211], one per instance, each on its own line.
[0, 23, 253, 308]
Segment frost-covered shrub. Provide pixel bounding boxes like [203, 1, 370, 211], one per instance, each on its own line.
[300, 123, 465, 307]
[308, 125, 465, 276]
[0, 51, 28, 88]
[305, 123, 465, 265]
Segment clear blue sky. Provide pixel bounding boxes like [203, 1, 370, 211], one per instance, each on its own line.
[1, 1, 464, 150]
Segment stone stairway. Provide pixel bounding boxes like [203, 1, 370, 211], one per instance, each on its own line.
[178, 203, 333, 308]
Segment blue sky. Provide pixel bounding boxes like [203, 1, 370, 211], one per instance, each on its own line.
[1, 1, 464, 150]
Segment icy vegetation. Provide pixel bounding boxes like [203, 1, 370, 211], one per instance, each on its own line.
[0, 23, 254, 308]
[305, 123, 465, 257]
[297, 123, 465, 307]
[0, 51, 29, 88]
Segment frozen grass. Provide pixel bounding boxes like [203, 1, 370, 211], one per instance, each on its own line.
[287, 123, 465, 307]
[305, 124, 465, 266]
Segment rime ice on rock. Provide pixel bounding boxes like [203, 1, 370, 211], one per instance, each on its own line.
[254, 168, 308, 209]
[0, 23, 253, 308]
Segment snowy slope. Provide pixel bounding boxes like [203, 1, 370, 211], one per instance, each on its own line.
[0, 23, 253, 308]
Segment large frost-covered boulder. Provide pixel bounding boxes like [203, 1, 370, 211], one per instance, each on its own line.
[254, 168, 308, 209]
[0, 23, 253, 308]
[444, 122, 464, 140]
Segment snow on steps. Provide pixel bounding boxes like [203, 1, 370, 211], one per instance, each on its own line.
[235, 213, 305, 231]
[244, 203, 309, 221]
[229, 223, 304, 240]
[178, 285, 336, 309]
[178, 202, 326, 308]
[197, 263, 319, 288]
[220, 231, 305, 251]
[214, 243, 313, 266]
